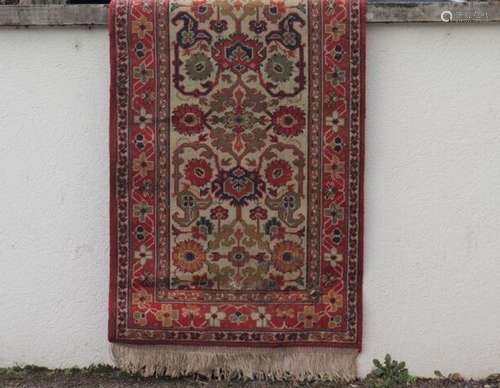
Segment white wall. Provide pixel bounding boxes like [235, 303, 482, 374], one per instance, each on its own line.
[0, 25, 499, 378]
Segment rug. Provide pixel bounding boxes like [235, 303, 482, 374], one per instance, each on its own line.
[108, 0, 365, 380]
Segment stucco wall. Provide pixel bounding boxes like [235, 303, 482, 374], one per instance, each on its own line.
[1, 25, 499, 378]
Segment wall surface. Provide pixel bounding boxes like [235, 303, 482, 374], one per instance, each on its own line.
[0, 25, 499, 378]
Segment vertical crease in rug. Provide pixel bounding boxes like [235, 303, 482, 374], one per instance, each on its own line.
[111, 344, 357, 381]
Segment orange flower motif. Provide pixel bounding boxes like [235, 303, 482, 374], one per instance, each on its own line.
[132, 16, 153, 39]
[155, 304, 179, 328]
[322, 289, 343, 312]
[276, 306, 294, 320]
[263, 0, 286, 23]
[298, 306, 319, 329]
[172, 240, 206, 273]
[133, 153, 154, 177]
[323, 147, 345, 181]
[190, 0, 214, 22]
[271, 241, 304, 273]
[182, 305, 201, 319]
[132, 289, 152, 309]
[326, 21, 346, 42]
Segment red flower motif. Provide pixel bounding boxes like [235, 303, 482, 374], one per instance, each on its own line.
[272, 225, 286, 241]
[210, 205, 229, 220]
[228, 246, 250, 268]
[265, 159, 293, 187]
[191, 273, 214, 288]
[249, 20, 267, 34]
[172, 104, 205, 135]
[271, 241, 304, 273]
[191, 225, 206, 241]
[263, 0, 286, 23]
[209, 19, 228, 33]
[268, 273, 285, 289]
[250, 206, 268, 220]
[272, 106, 305, 137]
[185, 159, 213, 187]
[190, 0, 213, 22]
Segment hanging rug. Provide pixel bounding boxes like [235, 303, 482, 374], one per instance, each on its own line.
[109, 0, 365, 380]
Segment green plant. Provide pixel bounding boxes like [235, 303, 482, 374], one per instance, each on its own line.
[367, 354, 414, 387]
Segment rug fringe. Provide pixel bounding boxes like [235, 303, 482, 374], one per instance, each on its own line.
[111, 343, 357, 381]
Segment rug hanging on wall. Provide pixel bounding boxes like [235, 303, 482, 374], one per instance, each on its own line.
[109, 0, 365, 380]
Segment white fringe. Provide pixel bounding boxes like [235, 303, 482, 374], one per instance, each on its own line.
[111, 343, 357, 381]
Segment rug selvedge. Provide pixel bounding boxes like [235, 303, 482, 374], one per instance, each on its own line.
[109, 0, 364, 357]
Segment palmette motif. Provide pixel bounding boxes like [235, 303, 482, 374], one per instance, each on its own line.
[109, 0, 364, 348]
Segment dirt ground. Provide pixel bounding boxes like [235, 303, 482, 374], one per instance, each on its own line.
[1, 367, 499, 388]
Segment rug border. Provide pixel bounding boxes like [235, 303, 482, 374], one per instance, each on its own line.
[357, 0, 366, 352]
[108, 0, 118, 343]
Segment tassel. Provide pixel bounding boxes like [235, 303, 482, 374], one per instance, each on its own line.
[111, 343, 357, 381]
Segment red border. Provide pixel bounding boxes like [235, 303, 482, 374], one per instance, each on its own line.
[108, 0, 366, 348]
[357, 0, 366, 352]
[108, 0, 118, 342]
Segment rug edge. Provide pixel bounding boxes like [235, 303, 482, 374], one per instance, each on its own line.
[357, 0, 367, 353]
[111, 343, 357, 381]
[108, 0, 118, 343]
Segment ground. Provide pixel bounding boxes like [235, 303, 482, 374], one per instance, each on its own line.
[0, 366, 499, 387]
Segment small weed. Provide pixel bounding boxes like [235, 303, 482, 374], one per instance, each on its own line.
[22, 365, 49, 373]
[366, 354, 415, 387]
[0, 364, 50, 380]
[83, 364, 118, 374]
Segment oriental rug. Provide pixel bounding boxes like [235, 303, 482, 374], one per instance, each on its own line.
[109, 0, 365, 380]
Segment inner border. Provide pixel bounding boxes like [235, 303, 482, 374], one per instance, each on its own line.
[154, 0, 323, 304]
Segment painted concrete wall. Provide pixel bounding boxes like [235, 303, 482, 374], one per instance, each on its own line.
[0, 25, 499, 378]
